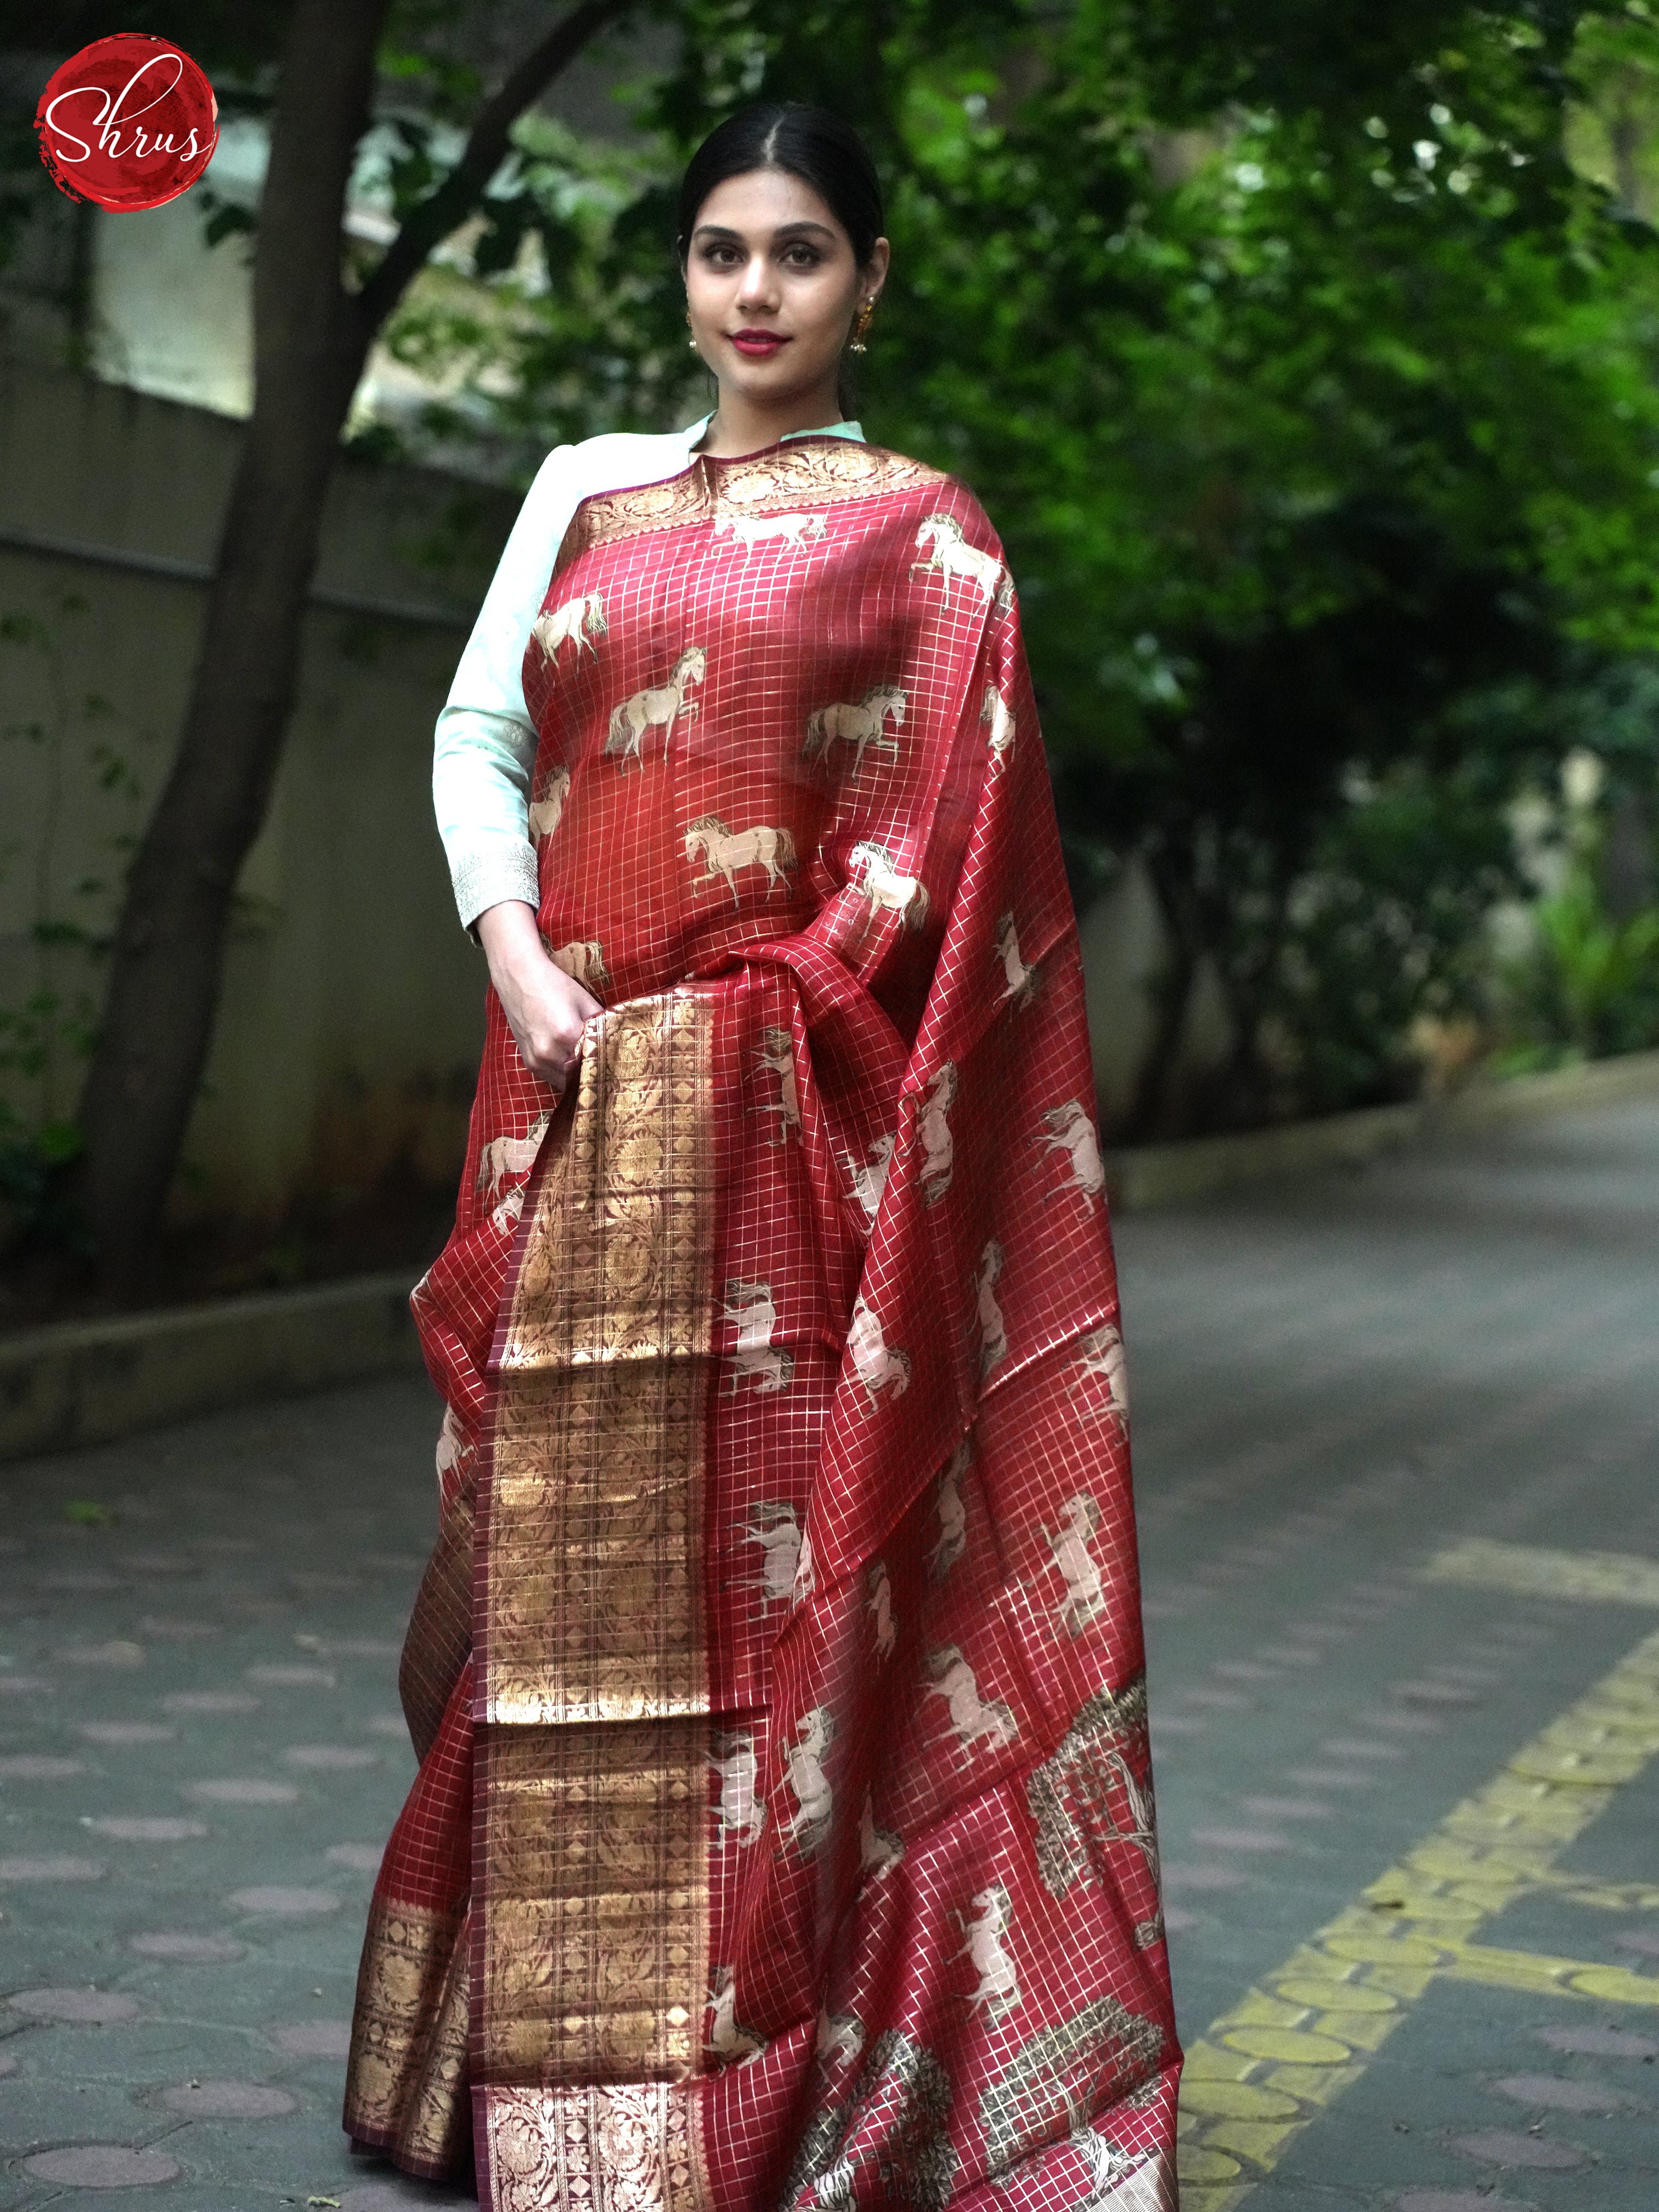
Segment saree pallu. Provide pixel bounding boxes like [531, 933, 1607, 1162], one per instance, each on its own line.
[345, 437, 1180, 2211]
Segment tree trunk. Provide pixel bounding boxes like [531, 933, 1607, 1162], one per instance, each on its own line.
[71, 0, 625, 1290]
[72, 0, 386, 1290]
[1210, 861, 1296, 1128]
[1120, 842, 1201, 1143]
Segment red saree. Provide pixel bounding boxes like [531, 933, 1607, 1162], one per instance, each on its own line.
[344, 436, 1180, 2211]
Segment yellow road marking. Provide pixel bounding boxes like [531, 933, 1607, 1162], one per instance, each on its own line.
[1175, 1625, 1659, 2208]
[1423, 1536, 1659, 1606]
[1442, 1939, 1659, 2005]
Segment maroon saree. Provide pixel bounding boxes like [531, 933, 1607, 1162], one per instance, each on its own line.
[344, 436, 1180, 2211]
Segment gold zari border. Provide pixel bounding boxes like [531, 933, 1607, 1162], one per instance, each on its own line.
[399, 1488, 475, 1762]
[482, 1719, 704, 2080]
[479, 992, 715, 2127]
[344, 1895, 470, 2174]
[483, 2082, 710, 2212]
[486, 992, 715, 1728]
[556, 438, 948, 571]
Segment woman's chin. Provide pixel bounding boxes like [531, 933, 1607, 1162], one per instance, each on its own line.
[718, 354, 834, 410]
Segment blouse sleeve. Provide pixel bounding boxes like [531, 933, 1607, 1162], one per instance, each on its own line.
[433, 444, 577, 931]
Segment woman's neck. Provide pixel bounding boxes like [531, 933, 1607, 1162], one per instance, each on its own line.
[696, 377, 844, 458]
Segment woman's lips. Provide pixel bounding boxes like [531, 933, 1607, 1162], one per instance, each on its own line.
[730, 330, 788, 358]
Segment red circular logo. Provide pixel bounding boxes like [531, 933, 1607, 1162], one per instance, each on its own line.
[36, 34, 217, 212]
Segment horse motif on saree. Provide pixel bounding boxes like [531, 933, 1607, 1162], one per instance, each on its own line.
[344, 435, 1180, 2210]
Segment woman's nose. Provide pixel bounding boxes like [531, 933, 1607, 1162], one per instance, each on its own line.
[737, 255, 779, 309]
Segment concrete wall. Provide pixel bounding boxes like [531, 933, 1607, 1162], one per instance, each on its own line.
[0, 358, 518, 1226]
[0, 359, 1215, 1232]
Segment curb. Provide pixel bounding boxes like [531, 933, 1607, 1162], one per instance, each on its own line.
[0, 1271, 425, 1465]
[1105, 1046, 1659, 1211]
[2, 1049, 1655, 1464]
[1431, 1046, 1659, 1127]
[1106, 1100, 1422, 1211]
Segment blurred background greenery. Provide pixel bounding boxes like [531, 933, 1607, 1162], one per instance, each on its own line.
[4, 1, 1659, 1294]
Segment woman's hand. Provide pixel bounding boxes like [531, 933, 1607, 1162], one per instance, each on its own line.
[476, 901, 602, 1094]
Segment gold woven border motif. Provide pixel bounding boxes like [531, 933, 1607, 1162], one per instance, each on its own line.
[555, 439, 949, 571]
[392, 1905, 472, 2174]
[554, 470, 710, 574]
[487, 992, 715, 1726]
[482, 1718, 704, 2080]
[399, 1489, 474, 1762]
[478, 991, 715, 2103]
[344, 1894, 469, 2165]
[484, 2082, 710, 2212]
[716, 438, 946, 511]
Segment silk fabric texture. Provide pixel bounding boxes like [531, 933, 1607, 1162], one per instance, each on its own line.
[344, 436, 1181, 2212]
[431, 416, 867, 930]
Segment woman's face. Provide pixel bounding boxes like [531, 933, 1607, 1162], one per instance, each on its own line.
[685, 167, 888, 413]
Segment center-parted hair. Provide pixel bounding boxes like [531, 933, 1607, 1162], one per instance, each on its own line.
[677, 103, 886, 268]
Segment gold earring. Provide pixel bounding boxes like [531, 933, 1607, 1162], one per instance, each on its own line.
[686, 308, 699, 352]
[849, 297, 876, 354]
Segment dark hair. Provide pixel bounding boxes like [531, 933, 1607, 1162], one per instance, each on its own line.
[676, 103, 885, 270]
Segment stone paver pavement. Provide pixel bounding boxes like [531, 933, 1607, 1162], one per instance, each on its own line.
[0, 1092, 1655, 2208]
[1127, 1095, 1659, 2209]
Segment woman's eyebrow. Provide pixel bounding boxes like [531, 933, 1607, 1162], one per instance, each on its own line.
[691, 220, 839, 246]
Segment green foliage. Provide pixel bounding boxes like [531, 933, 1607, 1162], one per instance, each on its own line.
[890, 4, 1659, 1121]
[379, 111, 687, 453]
[1269, 764, 1521, 1111]
[0, 594, 147, 1254]
[0, 1102, 89, 1256]
[1567, 5, 1659, 217]
[1539, 858, 1659, 1040]
[1522, 863, 1659, 1048]
[198, 194, 259, 250]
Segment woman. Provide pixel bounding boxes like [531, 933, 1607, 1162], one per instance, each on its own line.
[345, 101, 1180, 2212]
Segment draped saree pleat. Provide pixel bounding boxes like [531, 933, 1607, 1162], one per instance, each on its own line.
[345, 436, 1181, 2211]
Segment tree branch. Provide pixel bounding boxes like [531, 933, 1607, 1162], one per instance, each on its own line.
[354, 0, 633, 337]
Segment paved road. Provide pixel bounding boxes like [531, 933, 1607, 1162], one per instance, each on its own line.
[1, 1094, 1655, 2210]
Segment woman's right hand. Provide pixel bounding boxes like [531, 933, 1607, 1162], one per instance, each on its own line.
[476, 901, 602, 1094]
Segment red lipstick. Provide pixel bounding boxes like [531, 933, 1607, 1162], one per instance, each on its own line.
[730, 329, 788, 359]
